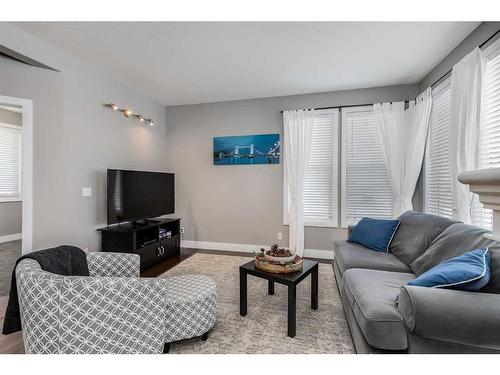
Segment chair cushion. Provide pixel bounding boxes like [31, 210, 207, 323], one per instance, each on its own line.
[343, 269, 415, 350]
[348, 217, 401, 253]
[408, 248, 491, 291]
[390, 211, 457, 265]
[410, 223, 494, 276]
[334, 240, 412, 276]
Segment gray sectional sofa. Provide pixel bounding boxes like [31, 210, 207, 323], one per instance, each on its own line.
[333, 211, 500, 354]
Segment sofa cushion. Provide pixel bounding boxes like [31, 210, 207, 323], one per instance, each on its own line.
[334, 240, 412, 276]
[343, 269, 415, 350]
[390, 211, 457, 265]
[410, 223, 494, 276]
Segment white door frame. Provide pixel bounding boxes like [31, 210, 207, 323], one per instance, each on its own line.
[0, 95, 33, 254]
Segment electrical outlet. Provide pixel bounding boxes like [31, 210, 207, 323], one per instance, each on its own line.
[277, 232, 283, 240]
[180, 227, 185, 234]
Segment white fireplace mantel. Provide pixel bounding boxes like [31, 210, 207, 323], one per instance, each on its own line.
[459, 167, 500, 241]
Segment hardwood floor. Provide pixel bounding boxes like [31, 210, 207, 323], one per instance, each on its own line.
[0, 248, 331, 353]
[0, 295, 24, 354]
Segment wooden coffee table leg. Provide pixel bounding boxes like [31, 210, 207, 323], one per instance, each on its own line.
[311, 265, 318, 310]
[287, 285, 296, 338]
[240, 268, 247, 316]
[268, 280, 275, 295]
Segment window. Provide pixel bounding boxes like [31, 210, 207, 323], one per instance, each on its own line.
[284, 109, 339, 227]
[471, 41, 500, 229]
[424, 80, 453, 219]
[341, 106, 394, 227]
[425, 38, 500, 230]
[0, 123, 22, 202]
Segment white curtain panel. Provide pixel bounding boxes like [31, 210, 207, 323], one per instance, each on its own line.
[404, 88, 432, 214]
[283, 109, 314, 257]
[374, 89, 432, 217]
[449, 47, 486, 223]
[374, 101, 407, 216]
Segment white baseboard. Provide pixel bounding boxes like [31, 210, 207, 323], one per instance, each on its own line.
[181, 240, 333, 260]
[0, 233, 22, 244]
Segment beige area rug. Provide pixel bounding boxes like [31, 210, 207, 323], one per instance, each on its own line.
[160, 253, 354, 354]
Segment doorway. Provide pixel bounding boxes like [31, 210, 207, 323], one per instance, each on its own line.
[0, 96, 32, 297]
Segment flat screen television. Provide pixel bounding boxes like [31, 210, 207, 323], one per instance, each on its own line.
[107, 169, 175, 225]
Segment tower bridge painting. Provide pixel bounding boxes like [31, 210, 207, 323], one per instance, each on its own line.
[213, 133, 280, 165]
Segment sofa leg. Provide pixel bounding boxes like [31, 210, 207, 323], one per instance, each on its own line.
[163, 343, 170, 353]
[201, 332, 209, 341]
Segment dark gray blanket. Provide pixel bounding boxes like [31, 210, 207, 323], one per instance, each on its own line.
[2, 245, 89, 335]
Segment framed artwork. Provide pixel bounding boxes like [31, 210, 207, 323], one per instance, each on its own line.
[213, 134, 280, 165]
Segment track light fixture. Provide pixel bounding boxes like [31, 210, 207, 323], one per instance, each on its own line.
[122, 108, 133, 118]
[104, 102, 119, 111]
[103, 102, 155, 127]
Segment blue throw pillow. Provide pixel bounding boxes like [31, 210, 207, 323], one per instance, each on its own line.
[348, 217, 401, 253]
[407, 248, 491, 291]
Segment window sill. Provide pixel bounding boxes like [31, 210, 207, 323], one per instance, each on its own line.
[283, 221, 338, 229]
[0, 197, 22, 203]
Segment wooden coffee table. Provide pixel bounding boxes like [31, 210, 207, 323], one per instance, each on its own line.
[239, 259, 319, 338]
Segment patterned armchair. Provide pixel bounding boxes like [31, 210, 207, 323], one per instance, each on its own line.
[16, 252, 217, 354]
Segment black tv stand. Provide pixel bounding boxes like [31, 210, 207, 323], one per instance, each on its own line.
[131, 218, 160, 226]
[98, 218, 181, 272]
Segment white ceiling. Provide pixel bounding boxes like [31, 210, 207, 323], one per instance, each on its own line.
[13, 22, 480, 106]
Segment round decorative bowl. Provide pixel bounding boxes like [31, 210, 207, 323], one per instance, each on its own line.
[264, 253, 295, 264]
[255, 256, 303, 274]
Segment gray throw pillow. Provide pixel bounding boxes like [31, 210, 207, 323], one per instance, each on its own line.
[410, 222, 496, 276]
[389, 211, 457, 265]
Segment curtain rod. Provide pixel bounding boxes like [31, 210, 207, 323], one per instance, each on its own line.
[279, 101, 417, 114]
[430, 27, 500, 88]
[280, 103, 373, 114]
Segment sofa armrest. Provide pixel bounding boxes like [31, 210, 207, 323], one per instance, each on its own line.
[398, 285, 500, 350]
[87, 252, 140, 278]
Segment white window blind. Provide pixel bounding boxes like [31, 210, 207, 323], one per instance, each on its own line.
[341, 106, 394, 227]
[481, 51, 500, 168]
[424, 80, 454, 219]
[284, 109, 339, 227]
[0, 123, 22, 202]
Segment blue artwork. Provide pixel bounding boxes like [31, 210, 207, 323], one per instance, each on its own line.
[213, 134, 280, 165]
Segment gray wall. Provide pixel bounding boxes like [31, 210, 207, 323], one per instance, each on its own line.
[165, 84, 418, 251]
[0, 108, 22, 237]
[0, 202, 22, 237]
[0, 24, 168, 251]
